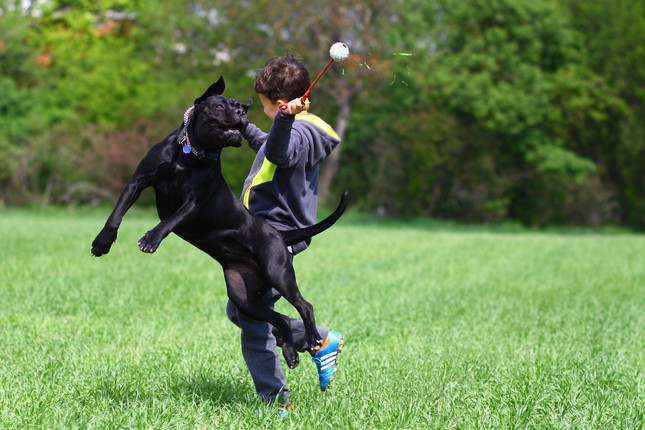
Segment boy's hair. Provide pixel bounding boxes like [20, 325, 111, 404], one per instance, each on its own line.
[254, 54, 310, 102]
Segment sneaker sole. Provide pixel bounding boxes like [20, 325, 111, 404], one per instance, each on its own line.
[322, 334, 344, 391]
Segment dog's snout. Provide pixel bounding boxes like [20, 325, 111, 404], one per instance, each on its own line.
[240, 115, 249, 130]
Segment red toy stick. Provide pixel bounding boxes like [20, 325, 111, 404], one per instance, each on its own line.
[279, 42, 349, 111]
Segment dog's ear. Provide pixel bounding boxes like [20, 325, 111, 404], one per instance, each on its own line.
[195, 76, 226, 104]
[242, 98, 253, 113]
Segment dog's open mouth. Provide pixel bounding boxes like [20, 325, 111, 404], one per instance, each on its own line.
[218, 125, 244, 145]
[220, 125, 242, 136]
[221, 126, 241, 134]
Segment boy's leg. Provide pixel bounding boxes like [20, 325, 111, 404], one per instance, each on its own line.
[226, 291, 289, 404]
[226, 288, 332, 402]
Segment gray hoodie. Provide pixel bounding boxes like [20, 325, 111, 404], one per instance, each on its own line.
[241, 110, 340, 253]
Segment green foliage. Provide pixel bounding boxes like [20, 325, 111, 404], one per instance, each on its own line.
[421, 0, 628, 225]
[0, 0, 644, 228]
[558, 0, 645, 228]
[29, 1, 160, 125]
[340, 67, 465, 217]
[0, 5, 43, 190]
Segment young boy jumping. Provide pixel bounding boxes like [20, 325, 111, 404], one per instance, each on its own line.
[225, 54, 343, 414]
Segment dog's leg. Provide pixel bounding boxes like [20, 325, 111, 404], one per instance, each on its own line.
[92, 174, 154, 256]
[223, 263, 301, 369]
[257, 244, 324, 352]
[138, 164, 201, 253]
[91, 143, 173, 257]
[137, 195, 198, 253]
[276, 281, 324, 352]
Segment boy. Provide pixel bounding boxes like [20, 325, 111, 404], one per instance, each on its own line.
[226, 54, 344, 413]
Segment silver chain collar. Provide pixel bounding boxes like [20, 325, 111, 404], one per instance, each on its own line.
[179, 106, 199, 156]
[177, 105, 221, 163]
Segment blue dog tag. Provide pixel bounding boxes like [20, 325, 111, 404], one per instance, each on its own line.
[182, 145, 191, 154]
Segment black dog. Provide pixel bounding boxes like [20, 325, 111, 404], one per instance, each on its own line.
[91, 77, 348, 369]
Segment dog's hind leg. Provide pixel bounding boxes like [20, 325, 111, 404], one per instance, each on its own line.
[223, 263, 300, 369]
[275, 283, 324, 352]
[254, 242, 325, 353]
[260, 260, 324, 353]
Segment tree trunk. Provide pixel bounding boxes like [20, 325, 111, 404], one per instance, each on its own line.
[319, 98, 351, 203]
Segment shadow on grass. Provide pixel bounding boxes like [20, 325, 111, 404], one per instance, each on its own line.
[170, 374, 254, 407]
[88, 372, 255, 411]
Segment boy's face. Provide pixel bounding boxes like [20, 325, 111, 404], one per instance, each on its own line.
[259, 94, 280, 121]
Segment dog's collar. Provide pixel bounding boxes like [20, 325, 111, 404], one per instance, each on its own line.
[178, 106, 221, 163]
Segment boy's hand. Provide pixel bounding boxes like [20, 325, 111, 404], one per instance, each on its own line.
[278, 97, 309, 116]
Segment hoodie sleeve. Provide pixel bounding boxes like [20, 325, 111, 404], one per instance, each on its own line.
[264, 111, 297, 166]
[243, 122, 267, 153]
[265, 111, 340, 169]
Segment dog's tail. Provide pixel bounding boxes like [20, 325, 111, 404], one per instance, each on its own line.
[280, 189, 349, 246]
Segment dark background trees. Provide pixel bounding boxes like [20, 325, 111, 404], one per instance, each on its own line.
[1, 0, 643, 228]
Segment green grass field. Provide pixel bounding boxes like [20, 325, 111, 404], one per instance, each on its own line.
[1, 208, 643, 429]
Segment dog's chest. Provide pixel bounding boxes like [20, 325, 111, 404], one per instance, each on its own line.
[154, 161, 220, 214]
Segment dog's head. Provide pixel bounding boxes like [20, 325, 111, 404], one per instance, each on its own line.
[190, 77, 252, 151]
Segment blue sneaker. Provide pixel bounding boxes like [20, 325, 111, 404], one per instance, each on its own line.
[311, 331, 344, 391]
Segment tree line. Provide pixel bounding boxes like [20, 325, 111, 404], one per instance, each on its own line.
[1, 0, 644, 228]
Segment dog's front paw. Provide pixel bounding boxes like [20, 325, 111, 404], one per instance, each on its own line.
[138, 230, 162, 253]
[91, 229, 117, 257]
